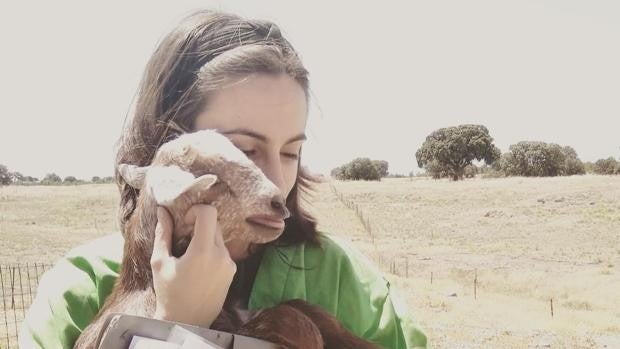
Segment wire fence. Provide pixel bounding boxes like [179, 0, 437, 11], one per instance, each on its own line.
[0, 263, 53, 349]
[329, 182, 413, 273]
[329, 181, 564, 324]
[329, 182, 374, 238]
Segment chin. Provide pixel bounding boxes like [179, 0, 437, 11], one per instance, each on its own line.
[247, 224, 285, 244]
[225, 224, 285, 260]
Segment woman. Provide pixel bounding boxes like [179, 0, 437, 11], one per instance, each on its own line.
[20, 10, 427, 349]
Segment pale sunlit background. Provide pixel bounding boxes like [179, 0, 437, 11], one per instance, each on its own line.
[1, 0, 619, 179]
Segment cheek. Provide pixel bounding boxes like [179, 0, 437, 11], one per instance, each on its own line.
[284, 164, 298, 198]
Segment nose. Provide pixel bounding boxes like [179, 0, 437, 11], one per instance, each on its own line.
[271, 194, 290, 219]
[260, 153, 286, 196]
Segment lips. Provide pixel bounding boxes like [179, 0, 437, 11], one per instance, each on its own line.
[246, 215, 286, 230]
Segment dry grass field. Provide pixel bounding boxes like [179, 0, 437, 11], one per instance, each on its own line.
[310, 176, 620, 348]
[1, 175, 619, 348]
[0, 184, 119, 264]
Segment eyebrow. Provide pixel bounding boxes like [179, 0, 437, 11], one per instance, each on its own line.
[221, 128, 307, 144]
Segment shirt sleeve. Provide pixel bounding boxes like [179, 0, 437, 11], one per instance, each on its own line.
[361, 280, 428, 348]
[19, 234, 122, 349]
[326, 235, 428, 349]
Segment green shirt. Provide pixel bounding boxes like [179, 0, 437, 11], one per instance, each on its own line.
[20, 232, 427, 349]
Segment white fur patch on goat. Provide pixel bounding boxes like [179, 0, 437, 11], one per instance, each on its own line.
[160, 129, 252, 167]
[146, 165, 218, 206]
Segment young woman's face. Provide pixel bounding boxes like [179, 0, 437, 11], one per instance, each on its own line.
[193, 73, 307, 259]
[194, 73, 307, 199]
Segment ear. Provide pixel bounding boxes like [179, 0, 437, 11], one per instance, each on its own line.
[183, 174, 220, 199]
[147, 165, 218, 206]
[118, 164, 148, 189]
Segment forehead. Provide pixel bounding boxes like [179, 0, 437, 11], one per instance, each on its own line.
[194, 73, 307, 143]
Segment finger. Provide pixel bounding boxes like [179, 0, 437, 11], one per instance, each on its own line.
[224, 253, 237, 276]
[152, 206, 173, 261]
[186, 204, 218, 256]
[213, 224, 226, 249]
[215, 244, 237, 277]
[182, 205, 199, 226]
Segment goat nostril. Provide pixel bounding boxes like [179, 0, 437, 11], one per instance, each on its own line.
[271, 195, 286, 212]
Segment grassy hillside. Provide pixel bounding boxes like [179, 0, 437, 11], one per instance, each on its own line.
[1, 175, 618, 347]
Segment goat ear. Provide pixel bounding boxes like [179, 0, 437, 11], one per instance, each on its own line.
[118, 164, 148, 189]
[146, 165, 198, 206]
[183, 174, 219, 196]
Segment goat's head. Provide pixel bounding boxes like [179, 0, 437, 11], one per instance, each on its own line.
[119, 129, 290, 257]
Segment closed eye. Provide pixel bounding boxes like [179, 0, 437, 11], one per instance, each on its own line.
[282, 152, 299, 160]
[241, 148, 298, 160]
[241, 149, 256, 157]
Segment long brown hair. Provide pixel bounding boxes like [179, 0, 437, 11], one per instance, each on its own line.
[115, 10, 319, 247]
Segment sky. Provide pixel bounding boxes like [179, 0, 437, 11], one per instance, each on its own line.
[1, 0, 619, 179]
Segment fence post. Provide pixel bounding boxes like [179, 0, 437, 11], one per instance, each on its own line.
[550, 298, 554, 318]
[26, 263, 33, 304]
[474, 270, 478, 300]
[18, 266, 26, 314]
[405, 257, 409, 278]
[10, 266, 19, 342]
[10, 266, 15, 310]
[34, 263, 40, 285]
[1, 265, 10, 349]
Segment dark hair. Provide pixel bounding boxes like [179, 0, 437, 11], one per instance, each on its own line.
[115, 10, 319, 246]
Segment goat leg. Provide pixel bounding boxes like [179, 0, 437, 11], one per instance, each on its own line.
[236, 303, 324, 349]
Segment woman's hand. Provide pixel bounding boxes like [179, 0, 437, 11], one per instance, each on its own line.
[151, 205, 236, 328]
